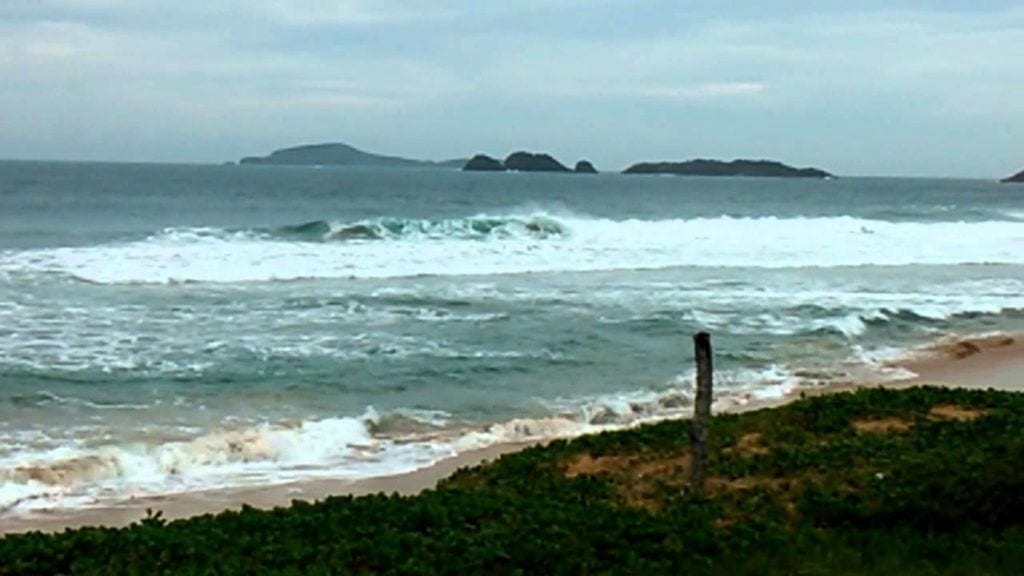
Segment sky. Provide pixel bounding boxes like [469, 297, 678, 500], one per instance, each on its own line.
[0, 1, 1022, 177]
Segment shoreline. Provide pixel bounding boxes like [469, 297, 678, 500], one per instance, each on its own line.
[0, 442, 536, 535]
[2, 333, 1021, 536]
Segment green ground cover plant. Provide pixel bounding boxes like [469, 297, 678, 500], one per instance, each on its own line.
[1, 386, 1022, 575]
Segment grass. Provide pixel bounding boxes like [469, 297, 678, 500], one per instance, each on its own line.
[1, 386, 1022, 575]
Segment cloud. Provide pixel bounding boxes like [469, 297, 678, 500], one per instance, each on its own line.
[507, 80, 767, 102]
[0, 2, 1021, 174]
[627, 82, 766, 100]
[252, 0, 446, 26]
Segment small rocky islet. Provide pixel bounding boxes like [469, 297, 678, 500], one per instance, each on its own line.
[462, 151, 832, 178]
[462, 151, 599, 174]
[574, 160, 598, 174]
[621, 158, 832, 178]
[461, 154, 506, 171]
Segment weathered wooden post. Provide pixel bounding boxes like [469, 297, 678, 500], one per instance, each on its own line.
[690, 331, 713, 493]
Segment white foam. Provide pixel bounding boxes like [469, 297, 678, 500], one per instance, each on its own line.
[0, 409, 407, 512]
[817, 314, 868, 338]
[0, 343, 948, 515]
[627, 278, 1024, 338]
[0, 382, 703, 513]
[3, 214, 1023, 284]
[540, 365, 805, 428]
[0, 269, 1021, 382]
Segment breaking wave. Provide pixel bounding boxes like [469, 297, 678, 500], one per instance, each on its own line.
[276, 215, 566, 242]
[2, 213, 1023, 284]
[0, 361, 847, 514]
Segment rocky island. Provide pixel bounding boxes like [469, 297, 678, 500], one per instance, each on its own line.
[239, 142, 464, 168]
[239, 144, 831, 179]
[462, 151, 588, 173]
[1001, 169, 1024, 183]
[574, 160, 598, 174]
[462, 154, 506, 171]
[503, 151, 570, 172]
[623, 159, 832, 178]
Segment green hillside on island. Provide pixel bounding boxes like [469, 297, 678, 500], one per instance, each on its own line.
[623, 159, 833, 178]
[2, 386, 1022, 575]
[239, 143, 465, 168]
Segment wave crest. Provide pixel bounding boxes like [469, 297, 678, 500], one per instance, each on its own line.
[2, 213, 1024, 284]
[277, 215, 567, 242]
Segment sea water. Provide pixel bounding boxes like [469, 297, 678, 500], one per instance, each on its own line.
[1, 160, 1022, 513]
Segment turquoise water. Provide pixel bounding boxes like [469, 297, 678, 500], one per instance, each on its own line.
[1, 161, 1022, 511]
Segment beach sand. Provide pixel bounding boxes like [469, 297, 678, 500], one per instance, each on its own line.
[902, 333, 1023, 390]
[2, 334, 1020, 536]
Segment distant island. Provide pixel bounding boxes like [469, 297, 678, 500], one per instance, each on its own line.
[239, 143, 465, 168]
[463, 151, 598, 173]
[623, 159, 832, 178]
[237, 143, 835, 179]
[574, 160, 598, 174]
[463, 154, 506, 171]
[1001, 169, 1024, 183]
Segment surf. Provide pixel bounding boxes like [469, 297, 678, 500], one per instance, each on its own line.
[1, 213, 1023, 284]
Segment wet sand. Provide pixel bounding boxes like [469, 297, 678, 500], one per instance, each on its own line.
[3, 333, 1021, 536]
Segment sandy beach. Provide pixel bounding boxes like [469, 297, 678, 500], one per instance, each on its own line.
[902, 333, 1024, 390]
[2, 333, 1020, 536]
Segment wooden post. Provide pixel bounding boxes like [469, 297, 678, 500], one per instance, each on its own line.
[690, 331, 713, 493]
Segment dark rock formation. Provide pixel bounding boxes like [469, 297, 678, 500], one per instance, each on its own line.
[462, 154, 507, 171]
[503, 151, 570, 172]
[1001, 169, 1024, 183]
[463, 151, 591, 174]
[239, 142, 464, 168]
[574, 160, 598, 174]
[623, 159, 832, 179]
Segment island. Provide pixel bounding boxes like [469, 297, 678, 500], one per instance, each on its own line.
[462, 154, 506, 171]
[239, 145, 833, 179]
[574, 160, 598, 174]
[238, 142, 465, 168]
[503, 151, 570, 172]
[462, 151, 575, 172]
[1001, 169, 1024, 183]
[622, 158, 832, 178]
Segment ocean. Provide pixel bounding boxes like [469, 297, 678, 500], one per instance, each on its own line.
[1, 160, 1022, 514]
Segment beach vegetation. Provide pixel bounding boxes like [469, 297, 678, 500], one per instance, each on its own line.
[1, 386, 1022, 575]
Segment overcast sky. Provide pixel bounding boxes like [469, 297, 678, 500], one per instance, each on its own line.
[1, 1, 1022, 176]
